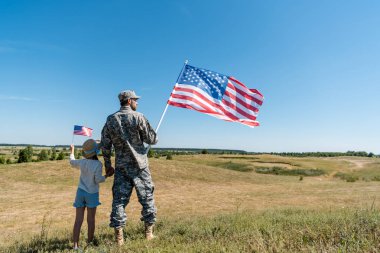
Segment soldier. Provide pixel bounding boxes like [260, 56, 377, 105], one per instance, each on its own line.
[101, 90, 158, 246]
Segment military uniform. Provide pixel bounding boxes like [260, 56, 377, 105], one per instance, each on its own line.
[101, 103, 158, 228]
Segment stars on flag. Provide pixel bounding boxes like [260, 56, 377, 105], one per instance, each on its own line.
[178, 65, 228, 100]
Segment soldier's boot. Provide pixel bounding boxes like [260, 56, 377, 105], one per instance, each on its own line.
[145, 223, 156, 241]
[114, 227, 124, 246]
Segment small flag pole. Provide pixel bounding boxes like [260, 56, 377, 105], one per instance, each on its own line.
[71, 128, 76, 187]
[146, 60, 188, 154]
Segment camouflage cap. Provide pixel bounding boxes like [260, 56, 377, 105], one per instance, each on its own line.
[118, 90, 141, 102]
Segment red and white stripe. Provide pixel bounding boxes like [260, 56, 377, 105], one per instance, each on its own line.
[74, 127, 93, 137]
[83, 127, 93, 136]
[167, 78, 264, 128]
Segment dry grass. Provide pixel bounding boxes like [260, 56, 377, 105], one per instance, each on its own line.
[1, 154, 380, 248]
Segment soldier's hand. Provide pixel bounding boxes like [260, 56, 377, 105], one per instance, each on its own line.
[106, 166, 115, 177]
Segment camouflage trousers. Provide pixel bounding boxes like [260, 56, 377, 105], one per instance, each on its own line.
[109, 166, 157, 228]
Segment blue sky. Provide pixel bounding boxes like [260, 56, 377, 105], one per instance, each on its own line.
[0, 0, 379, 153]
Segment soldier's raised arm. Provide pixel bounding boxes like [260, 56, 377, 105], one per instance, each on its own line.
[101, 119, 113, 170]
[139, 116, 158, 145]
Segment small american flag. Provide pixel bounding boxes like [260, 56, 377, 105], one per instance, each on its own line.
[73, 125, 93, 137]
[168, 65, 264, 127]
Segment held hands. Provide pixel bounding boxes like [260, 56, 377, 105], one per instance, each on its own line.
[105, 166, 115, 177]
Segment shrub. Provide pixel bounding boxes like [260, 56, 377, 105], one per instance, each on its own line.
[50, 148, 57, 161]
[334, 172, 359, 182]
[18, 146, 33, 163]
[38, 150, 49, 161]
[0, 156, 5, 164]
[18, 150, 28, 163]
[362, 177, 371, 182]
[201, 149, 208, 154]
[210, 161, 253, 172]
[166, 153, 173, 160]
[255, 167, 325, 176]
[74, 148, 80, 159]
[346, 176, 359, 182]
[56, 151, 65, 160]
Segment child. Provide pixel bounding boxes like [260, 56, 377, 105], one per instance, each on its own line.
[69, 139, 107, 250]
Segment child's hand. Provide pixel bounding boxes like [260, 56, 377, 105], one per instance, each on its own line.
[70, 144, 74, 154]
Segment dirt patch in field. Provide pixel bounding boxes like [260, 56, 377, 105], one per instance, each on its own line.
[344, 159, 373, 168]
[323, 157, 376, 170]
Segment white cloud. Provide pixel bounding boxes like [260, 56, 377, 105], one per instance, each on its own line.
[0, 46, 16, 53]
[0, 95, 38, 101]
[0, 40, 67, 53]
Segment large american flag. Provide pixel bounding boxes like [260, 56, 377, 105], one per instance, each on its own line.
[73, 125, 93, 137]
[167, 65, 264, 127]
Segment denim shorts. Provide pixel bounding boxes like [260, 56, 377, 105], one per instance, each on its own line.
[73, 188, 101, 208]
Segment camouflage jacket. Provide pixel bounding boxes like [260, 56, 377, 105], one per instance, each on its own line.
[101, 106, 158, 169]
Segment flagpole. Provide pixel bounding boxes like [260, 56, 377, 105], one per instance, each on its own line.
[146, 60, 189, 154]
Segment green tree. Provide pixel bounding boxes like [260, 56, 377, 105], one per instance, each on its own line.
[57, 151, 65, 160]
[25, 146, 34, 160]
[148, 149, 154, 158]
[50, 148, 57, 161]
[0, 156, 5, 164]
[75, 148, 81, 159]
[18, 150, 28, 163]
[18, 146, 33, 163]
[38, 150, 49, 161]
[201, 149, 208, 154]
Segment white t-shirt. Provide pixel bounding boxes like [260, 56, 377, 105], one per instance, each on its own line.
[69, 154, 106, 193]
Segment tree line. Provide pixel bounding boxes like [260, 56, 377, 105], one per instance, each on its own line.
[249, 151, 376, 158]
[0, 146, 83, 164]
[1, 147, 377, 165]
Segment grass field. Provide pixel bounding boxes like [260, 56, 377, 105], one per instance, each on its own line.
[1, 154, 380, 252]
